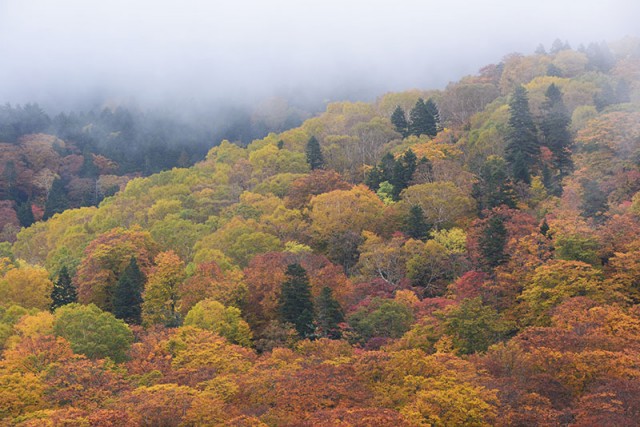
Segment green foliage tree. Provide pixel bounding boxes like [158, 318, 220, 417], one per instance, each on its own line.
[404, 204, 431, 241]
[409, 98, 437, 137]
[43, 178, 69, 220]
[541, 83, 573, 188]
[390, 149, 418, 200]
[50, 266, 77, 311]
[390, 106, 409, 137]
[112, 257, 145, 325]
[472, 155, 517, 213]
[305, 136, 325, 170]
[505, 85, 539, 184]
[142, 251, 185, 327]
[348, 298, 414, 342]
[580, 179, 608, 223]
[16, 201, 35, 228]
[183, 299, 253, 347]
[479, 214, 508, 271]
[53, 303, 133, 362]
[424, 98, 441, 132]
[315, 287, 344, 339]
[439, 297, 513, 354]
[279, 263, 314, 338]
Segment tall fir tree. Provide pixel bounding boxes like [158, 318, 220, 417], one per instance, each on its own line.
[315, 286, 344, 339]
[112, 257, 145, 324]
[365, 152, 396, 191]
[390, 149, 417, 200]
[43, 178, 69, 220]
[540, 83, 573, 184]
[305, 136, 325, 170]
[16, 201, 35, 228]
[505, 85, 539, 184]
[424, 98, 441, 132]
[472, 156, 517, 213]
[479, 214, 508, 272]
[280, 263, 314, 338]
[50, 266, 77, 311]
[390, 106, 409, 138]
[404, 204, 431, 241]
[409, 98, 437, 137]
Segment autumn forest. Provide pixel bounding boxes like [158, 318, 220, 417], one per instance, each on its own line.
[2, 38, 640, 426]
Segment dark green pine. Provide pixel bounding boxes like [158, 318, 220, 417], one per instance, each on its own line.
[541, 83, 573, 180]
[424, 98, 441, 133]
[315, 287, 344, 339]
[479, 214, 508, 271]
[305, 136, 325, 170]
[391, 105, 409, 138]
[472, 156, 517, 213]
[112, 257, 145, 324]
[505, 85, 539, 184]
[409, 98, 437, 137]
[43, 178, 70, 220]
[280, 263, 315, 338]
[50, 266, 77, 311]
[404, 204, 431, 241]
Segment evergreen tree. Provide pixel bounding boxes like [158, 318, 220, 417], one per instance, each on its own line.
[390, 106, 409, 137]
[16, 201, 35, 228]
[365, 152, 395, 191]
[305, 136, 324, 170]
[424, 98, 441, 132]
[580, 179, 608, 223]
[540, 218, 550, 237]
[479, 214, 508, 271]
[315, 287, 344, 339]
[541, 84, 573, 182]
[404, 204, 431, 240]
[50, 266, 77, 311]
[409, 98, 437, 137]
[472, 156, 517, 213]
[43, 178, 69, 220]
[366, 149, 417, 201]
[280, 263, 314, 338]
[112, 257, 145, 324]
[505, 86, 539, 184]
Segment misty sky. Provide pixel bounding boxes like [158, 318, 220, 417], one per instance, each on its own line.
[1, 0, 639, 110]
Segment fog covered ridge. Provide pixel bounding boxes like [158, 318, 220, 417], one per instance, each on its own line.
[1, 0, 639, 109]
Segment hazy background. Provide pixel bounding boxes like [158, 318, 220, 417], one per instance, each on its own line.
[1, 0, 639, 111]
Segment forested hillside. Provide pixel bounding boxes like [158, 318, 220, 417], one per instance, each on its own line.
[0, 100, 307, 242]
[2, 38, 640, 426]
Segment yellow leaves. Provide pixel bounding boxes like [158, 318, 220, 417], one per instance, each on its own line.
[309, 185, 385, 240]
[401, 381, 498, 427]
[0, 266, 53, 310]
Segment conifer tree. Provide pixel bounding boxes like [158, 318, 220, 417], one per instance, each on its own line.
[16, 201, 35, 228]
[505, 86, 539, 184]
[50, 266, 77, 311]
[479, 214, 508, 271]
[315, 286, 344, 339]
[424, 98, 441, 132]
[391, 106, 409, 137]
[541, 84, 573, 182]
[43, 178, 69, 220]
[280, 263, 314, 338]
[365, 152, 395, 191]
[472, 155, 517, 213]
[404, 205, 431, 241]
[390, 149, 417, 200]
[409, 98, 437, 137]
[305, 136, 324, 170]
[113, 257, 145, 324]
